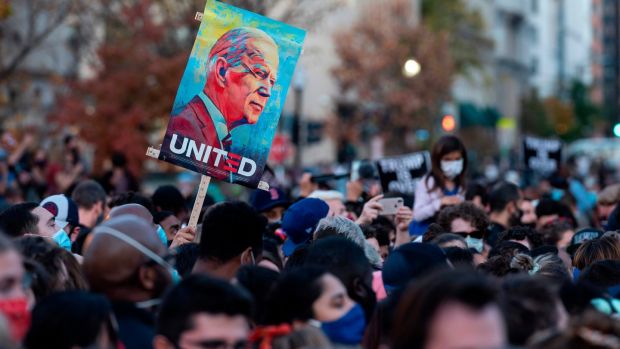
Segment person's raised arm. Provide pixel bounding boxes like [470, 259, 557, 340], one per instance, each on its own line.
[394, 205, 414, 247]
[8, 133, 34, 166]
[413, 177, 442, 222]
[356, 195, 384, 226]
[169, 226, 196, 250]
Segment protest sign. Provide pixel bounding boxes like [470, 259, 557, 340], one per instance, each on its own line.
[375, 152, 431, 195]
[158, 0, 306, 189]
[522, 136, 563, 175]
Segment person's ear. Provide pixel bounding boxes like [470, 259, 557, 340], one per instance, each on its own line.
[352, 276, 371, 301]
[240, 247, 255, 265]
[507, 201, 516, 214]
[69, 225, 80, 243]
[139, 265, 158, 291]
[153, 335, 175, 349]
[215, 57, 228, 88]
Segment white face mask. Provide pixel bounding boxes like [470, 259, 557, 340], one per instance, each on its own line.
[440, 159, 463, 180]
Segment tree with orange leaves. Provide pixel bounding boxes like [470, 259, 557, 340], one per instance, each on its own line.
[51, 0, 193, 176]
[332, 0, 455, 154]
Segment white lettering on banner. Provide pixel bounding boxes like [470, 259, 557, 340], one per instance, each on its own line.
[388, 179, 420, 194]
[202, 146, 213, 163]
[379, 153, 426, 172]
[186, 140, 206, 161]
[525, 137, 561, 152]
[170, 134, 188, 154]
[168, 134, 257, 177]
[529, 157, 557, 174]
[525, 136, 562, 174]
[212, 148, 227, 167]
[238, 157, 257, 176]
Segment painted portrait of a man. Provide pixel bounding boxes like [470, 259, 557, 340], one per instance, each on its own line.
[167, 27, 279, 153]
[158, 0, 305, 188]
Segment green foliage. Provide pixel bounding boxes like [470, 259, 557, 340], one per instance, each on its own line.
[570, 80, 602, 137]
[520, 90, 554, 137]
[520, 81, 604, 142]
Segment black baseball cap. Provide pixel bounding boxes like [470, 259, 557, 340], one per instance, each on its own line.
[567, 228, 604, 255]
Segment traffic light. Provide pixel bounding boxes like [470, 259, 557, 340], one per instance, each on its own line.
[441, 115, 456, 133]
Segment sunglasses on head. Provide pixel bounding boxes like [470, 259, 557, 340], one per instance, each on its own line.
[453, 230, 486, 239]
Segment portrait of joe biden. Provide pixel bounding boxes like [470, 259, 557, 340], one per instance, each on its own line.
[166, 27, 279, 152]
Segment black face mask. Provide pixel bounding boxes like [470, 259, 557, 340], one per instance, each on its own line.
[509, 205, 524, 227]
[521, 222, 537, 229]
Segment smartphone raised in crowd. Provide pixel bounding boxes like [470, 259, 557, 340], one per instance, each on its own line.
[379, 197, 404, 215]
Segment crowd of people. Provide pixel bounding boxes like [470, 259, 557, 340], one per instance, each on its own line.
[0, 133, 618, 349]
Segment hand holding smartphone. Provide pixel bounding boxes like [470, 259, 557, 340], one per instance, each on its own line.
[378, 197, 404, 215]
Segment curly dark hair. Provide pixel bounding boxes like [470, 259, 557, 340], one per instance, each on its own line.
[497, 226, 544, 249]
[437, 202, 490, 233]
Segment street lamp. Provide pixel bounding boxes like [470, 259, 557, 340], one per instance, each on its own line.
[403, 58, 421, 78]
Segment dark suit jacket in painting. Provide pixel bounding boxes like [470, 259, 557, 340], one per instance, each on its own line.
[162, 95, 233, 181]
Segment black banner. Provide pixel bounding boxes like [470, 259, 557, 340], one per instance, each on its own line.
[523, 136, 562, 175]
[376, 151, 430, 195]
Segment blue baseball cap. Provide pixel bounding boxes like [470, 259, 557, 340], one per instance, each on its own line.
[249, 187, 290, 213]
[382, 243, 448, 293]
[281, 198, 329, 257]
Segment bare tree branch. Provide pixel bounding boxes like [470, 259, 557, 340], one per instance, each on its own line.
[0, 0, 78, 81]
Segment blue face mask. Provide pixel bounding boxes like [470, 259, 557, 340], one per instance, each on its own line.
[320, 303, 366, 345]
[465, 236, 484, 253]
[171, 269, 181, 285]
[156, 225, 168, 246]
[53, 229, 72, 251]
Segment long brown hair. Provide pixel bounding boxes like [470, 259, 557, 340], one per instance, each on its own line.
[426, 135, 468, 192]
[573, 236, 620, 270]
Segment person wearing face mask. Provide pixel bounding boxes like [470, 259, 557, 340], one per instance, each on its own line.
[40, 194, 80, 252]
[487, 181, 523, 247]
[305, 237, 377, 324]
[0, 233, 30, 345]
[83, 215, 178, 349]
[412, 136, 467, 236]
[108, 203, 196, 251]
[264, 266, 365, 347]
[436, 202, 490, 255]
[250, 187, 291, 225]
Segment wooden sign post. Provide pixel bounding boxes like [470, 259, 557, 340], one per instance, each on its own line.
[146, 146, 210, 241]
